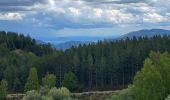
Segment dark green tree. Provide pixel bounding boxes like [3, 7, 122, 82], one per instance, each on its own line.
[62, 72, 79, 92]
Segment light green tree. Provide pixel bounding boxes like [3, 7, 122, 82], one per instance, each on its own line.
[42, 73, 56, 89]
[133, 56, 165, 100]
[24, 67, 39, 92]
[0, 79, 8, 100]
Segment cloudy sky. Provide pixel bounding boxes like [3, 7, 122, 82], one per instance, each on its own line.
[0, 0, 170, 43]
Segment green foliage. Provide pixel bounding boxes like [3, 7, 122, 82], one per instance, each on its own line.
[109, 86, 134, 100]
[24, 67, 39, 92]
[48, 87, 71, 100]
[39, 86, 50, 96]
[165, 95, 170, 100]
[22, 90, 41, 100]
[42, 73, 56, 89]
[22, 87, 72, 100]
[133, 52, 170, 100]
[2, 31, 170, 92]
[62, 72, 79, 92]
[0, 79, 8, 100]
[42, 96, 53, 100]
[109, 95, 119, 100]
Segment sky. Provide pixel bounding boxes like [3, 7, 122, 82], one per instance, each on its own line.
[0, 0, 170, 43]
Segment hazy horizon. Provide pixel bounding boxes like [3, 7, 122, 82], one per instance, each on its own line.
[0, 0, 170, 43]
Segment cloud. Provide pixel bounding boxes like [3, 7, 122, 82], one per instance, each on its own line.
[143, 13, 167, 23]
[0, 0, 169, 30]
[0, 12, 25, 20]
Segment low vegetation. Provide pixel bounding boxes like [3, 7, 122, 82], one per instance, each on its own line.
[22, 87, 72, 100]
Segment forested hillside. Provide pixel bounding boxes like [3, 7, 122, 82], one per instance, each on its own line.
[1, 31, 170, 93]
[0, 31, 55, 56]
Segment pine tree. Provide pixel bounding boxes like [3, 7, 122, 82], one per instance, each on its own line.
[24, 67, 39, 92]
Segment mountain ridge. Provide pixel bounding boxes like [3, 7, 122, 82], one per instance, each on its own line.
[54, 29, 170, 50]
[119, 29, 170, 39]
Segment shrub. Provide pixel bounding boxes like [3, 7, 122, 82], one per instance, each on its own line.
[42, 96, 53, 100]
[108, 86, 134, 100]
[22, 90, 41, 100]
[0, 79, 8, 100]
[48, 87, 71, 100]
[109, 95, 119, 100]
[165, 95, 170, 100]
[39, 86, 49, 96]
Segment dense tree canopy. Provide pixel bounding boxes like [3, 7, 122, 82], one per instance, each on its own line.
[1, 31, 170, 92]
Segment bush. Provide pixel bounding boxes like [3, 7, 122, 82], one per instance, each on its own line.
[22, 87, 72, 100]
[42, 96, 53, 100]
[165, 95, 170, 100]
[108, 86, 134, 100]
[48, 87, 71, 100]
[39, 86, 49, 96]
[22, 90, 41, 100]
[109, 95, 119, 100]
[0, 79, 8, 100]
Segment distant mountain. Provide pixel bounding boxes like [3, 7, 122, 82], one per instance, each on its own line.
[54, 29, 170, 50]
[120, 29, 170, 39]
[55, 41, 92, 50]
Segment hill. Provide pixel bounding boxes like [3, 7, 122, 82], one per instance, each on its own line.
[120, 29, 170, 39]
[0, 31, 55, 56]
[54, 29, 170, 49]
[55, 41, 92, 50]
